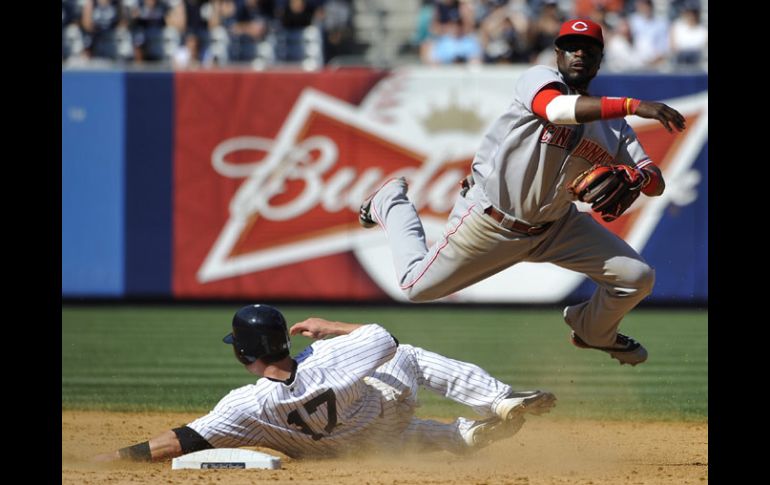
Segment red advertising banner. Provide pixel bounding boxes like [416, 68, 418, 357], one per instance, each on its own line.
[173, 67, 707, 302]
[173, 69, 391, 299]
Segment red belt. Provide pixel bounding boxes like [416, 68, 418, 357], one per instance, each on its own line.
[484, 206, 553, 235]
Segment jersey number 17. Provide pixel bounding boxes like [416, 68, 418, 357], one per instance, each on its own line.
[287, 389, 338, 441]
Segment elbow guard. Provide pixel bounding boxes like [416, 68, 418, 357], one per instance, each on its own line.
[545, 95, 579, 124]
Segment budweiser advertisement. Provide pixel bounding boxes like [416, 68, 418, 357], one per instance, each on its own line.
[173, 67, 708, 302]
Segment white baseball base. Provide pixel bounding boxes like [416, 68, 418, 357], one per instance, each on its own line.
[171, 448, 281, 470]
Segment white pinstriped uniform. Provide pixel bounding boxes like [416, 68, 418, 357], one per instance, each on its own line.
[368, 65, 656, 348]
[188, 324, 513, 458]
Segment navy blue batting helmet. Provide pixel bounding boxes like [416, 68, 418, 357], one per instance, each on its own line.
[223, 304, 291, 365]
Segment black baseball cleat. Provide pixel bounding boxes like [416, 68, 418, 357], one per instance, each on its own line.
[570, 331, 648, 366]
[358, 177, 408, 229]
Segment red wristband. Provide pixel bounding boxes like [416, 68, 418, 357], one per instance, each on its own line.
[641, 168, 661, 195]
[600, 97, 640, 119]
[600, 97, 626, 118]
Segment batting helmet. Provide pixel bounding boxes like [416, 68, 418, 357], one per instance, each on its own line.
[223, 304, 291, 365]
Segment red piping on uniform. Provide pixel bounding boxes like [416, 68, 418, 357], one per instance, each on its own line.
[367, 177, 400, 230]
[400, 204, 477, 290]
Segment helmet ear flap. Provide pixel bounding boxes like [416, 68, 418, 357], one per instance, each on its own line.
[232, 345, 257, 365]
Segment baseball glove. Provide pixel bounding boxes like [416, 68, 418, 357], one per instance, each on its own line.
[568, 164, 648, 222]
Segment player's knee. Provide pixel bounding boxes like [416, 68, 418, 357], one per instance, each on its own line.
[636, 264, 655, 296]
[618, 260, 655, 296]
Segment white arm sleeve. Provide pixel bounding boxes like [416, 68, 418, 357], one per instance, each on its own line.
[544, 95, 579, 124]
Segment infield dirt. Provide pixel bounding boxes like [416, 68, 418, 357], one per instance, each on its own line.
[62, 411, 707, 484]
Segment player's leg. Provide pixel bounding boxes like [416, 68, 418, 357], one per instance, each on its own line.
[400, 416, 516, 454]
[406, 345, 512, 416]
[531, 205, 654, 364]
[392, 345, 555, 419]
[372, 344, 510, 416]
[400, 417, 465, 453]
[365, 179, 531, 301]
[377, 348, 554, 453]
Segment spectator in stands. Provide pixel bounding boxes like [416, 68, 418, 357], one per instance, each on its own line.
[227, 0, 270, 61]
[273, 0, 324, 62]
[527, 0, 564, 65]
[417, 0, 450, 63]
[603, 14, 645, 71]
[572, 0, 625, 19]
[81, 0, 124, 60]
[130, 0, 170, 61]
[63, 0, 83, 60]
[318, 0, 354, 63]
[478, 0, 530, 63]
[129, 0, 186, 62]
[182, 0, 213, 58]
[63, 0, 78, 28]
[207, 0, 238, 64]
[627, 0, 669, 69]
[424, 14, 482, 65]
[669, 3, 707, 69]
[434, 0, 461, 27]
[173, 30, 202, 67]
[410, 0, 436, 56]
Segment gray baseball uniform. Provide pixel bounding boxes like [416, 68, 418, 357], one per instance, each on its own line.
[367, 65, 655, 348]
[188, 324, 514, 458]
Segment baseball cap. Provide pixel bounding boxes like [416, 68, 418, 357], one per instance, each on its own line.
[554, 19, 604, 48]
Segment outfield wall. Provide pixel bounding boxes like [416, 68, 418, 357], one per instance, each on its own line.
[62, 67, 707, 303]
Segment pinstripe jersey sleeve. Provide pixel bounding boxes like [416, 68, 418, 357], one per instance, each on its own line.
[309, 324, 398, 379]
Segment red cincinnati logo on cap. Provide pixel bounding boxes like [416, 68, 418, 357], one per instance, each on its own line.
[571, 21, 589, 32]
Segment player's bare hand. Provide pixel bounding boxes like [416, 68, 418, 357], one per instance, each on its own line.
[290, 318, 364, 339]
[634, 101, 686, 133]
[290, 318, 336, 339]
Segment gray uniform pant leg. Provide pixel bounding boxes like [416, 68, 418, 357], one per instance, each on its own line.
[371, 185, 534, 302]
[530, 205, 655, 347]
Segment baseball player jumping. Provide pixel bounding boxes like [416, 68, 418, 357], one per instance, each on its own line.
[94, 304, 555, 462]
[359, 18, 687, 366]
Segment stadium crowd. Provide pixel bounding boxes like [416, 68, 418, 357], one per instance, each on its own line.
[61, 0, 707, 72]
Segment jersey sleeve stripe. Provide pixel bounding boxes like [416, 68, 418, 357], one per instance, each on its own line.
[634, 158, 653, 169]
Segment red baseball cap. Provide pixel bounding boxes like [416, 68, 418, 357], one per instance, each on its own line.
[555, 19, 604, 48]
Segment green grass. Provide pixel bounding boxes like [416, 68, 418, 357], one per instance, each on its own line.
[62, 306, 707, 421]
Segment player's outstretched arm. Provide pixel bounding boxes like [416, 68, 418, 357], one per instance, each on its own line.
[573, 97, 686, 133]
[289, 318, 364, 339]
[92, 430, 183, 463]
[531, 88, 685, 134]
